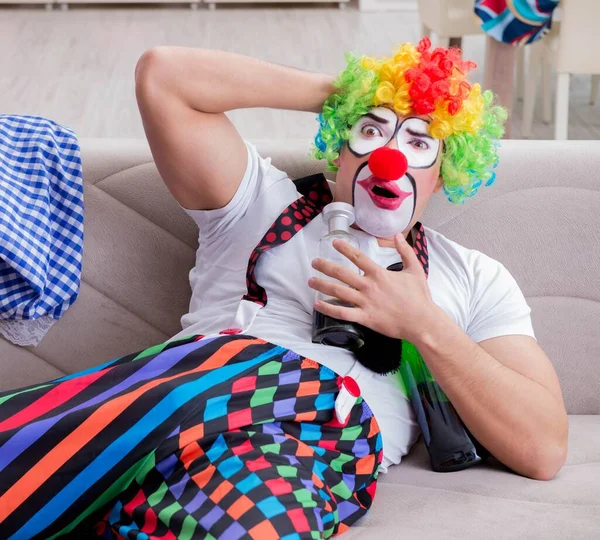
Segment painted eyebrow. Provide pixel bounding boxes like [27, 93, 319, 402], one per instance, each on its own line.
[364, 112, 390, 124]
[405, 127, 434, 140]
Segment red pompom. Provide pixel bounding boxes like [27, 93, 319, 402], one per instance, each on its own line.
[369, 147, 409, 180]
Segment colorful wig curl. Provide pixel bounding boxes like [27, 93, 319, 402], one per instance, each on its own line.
[313, 37, 508, 204]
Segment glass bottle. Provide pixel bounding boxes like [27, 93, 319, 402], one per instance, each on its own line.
[399, 340, 488, 472]
[312, 202, 365, 350]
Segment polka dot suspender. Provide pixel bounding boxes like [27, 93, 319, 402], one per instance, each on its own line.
[242, 174, 430, 307]
[243, 174, 333, 306]
[387, 225, 429, 277]
[413, 225, 430, 277]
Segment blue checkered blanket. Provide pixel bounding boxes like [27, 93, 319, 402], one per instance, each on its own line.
[0, 115, 83, 346]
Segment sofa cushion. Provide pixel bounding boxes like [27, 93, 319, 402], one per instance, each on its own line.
[346, 415, 600, 538]
[0, 138, 598, 538]
[1, 139, 599, 416]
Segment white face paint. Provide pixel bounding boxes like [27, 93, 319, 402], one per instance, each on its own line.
[350, 109, 441, 238]
[348, 107, 398, 156]
[395, 117, 440, 168]
[353, 163, 416, 237]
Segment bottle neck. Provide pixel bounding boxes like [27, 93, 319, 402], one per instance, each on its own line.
[329, 216, 349, 233]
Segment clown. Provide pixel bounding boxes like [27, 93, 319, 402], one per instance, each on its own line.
[314, 38, 504, 237]
[0, 39, 567, 540]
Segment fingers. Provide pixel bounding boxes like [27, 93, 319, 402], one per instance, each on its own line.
[394, 233, 422, 273]
[314, 299, 363, 324]
[311, 258, 365, 290]
[332, 239, 381, 276]
[308, 277, 363, 307]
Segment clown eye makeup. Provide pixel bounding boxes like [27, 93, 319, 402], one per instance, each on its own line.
[361, 124, 383, 138]
[408, 138, 429, 150]
[396, 118, 440, 169]
[348, 107, 398, 156]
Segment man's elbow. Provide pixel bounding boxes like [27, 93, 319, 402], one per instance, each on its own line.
[135, 47, 171, 102]
[523, 436, 568, 481]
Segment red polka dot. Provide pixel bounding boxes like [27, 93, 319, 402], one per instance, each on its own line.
[291, 202, 298, 209]
[415, 240, 422, 250]
[281, 231, 292, 241]
[419, 254, 427, 265]
[294, 224, 302, 232]
[309, 191, 318, 201]
[322, 194, 332, 204]
[266, 232, 276, 243]
[283, 208, 289, 213]
[294, 211, 303, 220]
[302, 209, 311, 217]
[282, 216, 292, 226]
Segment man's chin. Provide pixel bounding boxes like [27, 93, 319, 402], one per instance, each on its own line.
[354, 212, 411, 239]
[353, 190, 414, 239]
[350, 223, 397, 244]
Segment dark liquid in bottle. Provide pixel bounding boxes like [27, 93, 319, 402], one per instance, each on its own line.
[312, 300, 364, 350]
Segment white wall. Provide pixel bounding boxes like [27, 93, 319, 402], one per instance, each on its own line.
[358, 0, 417, 12]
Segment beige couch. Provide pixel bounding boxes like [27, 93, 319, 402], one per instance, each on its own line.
[1, 139, 599, 537]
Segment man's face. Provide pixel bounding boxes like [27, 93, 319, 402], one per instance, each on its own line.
[334, 107, 444, 239]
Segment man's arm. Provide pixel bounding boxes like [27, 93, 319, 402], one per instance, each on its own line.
[309, 235, 568, 480]
[135, 47, 334, 210]
[413, 309, 568, 481]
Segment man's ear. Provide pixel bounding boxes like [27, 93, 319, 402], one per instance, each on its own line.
[433, 176, 444, 194]
[333, 145, 345, 168]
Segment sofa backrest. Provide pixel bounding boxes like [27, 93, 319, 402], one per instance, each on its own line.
[1, 139, 598, 414]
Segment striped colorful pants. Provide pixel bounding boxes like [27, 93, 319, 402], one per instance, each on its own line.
[0, 334, 382, 539]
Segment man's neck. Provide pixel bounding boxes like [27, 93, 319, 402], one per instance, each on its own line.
[376, 237, 397, 248]
[350, 224, 410, 248]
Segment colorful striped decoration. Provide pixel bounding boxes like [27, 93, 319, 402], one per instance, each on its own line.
[0, 334, 382, 539]
[475, 0, 560, 46]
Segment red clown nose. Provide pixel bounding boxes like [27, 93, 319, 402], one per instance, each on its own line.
[368, 147, 409, 181]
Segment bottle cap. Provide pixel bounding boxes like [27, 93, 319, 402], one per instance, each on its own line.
[322, 202, 355, 233]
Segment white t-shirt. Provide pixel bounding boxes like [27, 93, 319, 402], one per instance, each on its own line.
[172, 141, 536, 473]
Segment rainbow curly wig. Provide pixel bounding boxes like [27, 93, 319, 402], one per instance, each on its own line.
[313, 37, 508, 204]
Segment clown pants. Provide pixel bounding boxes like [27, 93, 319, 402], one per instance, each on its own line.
[0, 334, 382, 539]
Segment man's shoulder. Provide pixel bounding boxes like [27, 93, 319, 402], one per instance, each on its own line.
[424, 226, 532, 341]
[424, 226, 506, 279]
